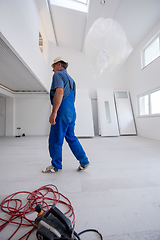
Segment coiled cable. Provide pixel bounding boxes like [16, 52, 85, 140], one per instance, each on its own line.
[0, 184, 103, 240]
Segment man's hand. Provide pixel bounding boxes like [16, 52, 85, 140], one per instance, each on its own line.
[49, 111, 57, 125]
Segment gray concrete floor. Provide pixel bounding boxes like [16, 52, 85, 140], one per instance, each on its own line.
[0, 135, 160, 240]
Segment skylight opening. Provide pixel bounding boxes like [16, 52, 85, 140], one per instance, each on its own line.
[50, 0, 89, 13]
[72, 0, 88, 4]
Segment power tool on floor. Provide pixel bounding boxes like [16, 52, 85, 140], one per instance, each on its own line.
[34, 204, 78, 240]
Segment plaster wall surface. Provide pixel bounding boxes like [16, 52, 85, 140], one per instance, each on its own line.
[0, 0, 52, 92]
[14, 94, 50, 136]
[127, 20, 160, 140]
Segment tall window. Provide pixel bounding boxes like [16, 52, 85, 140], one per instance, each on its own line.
[150, 89, 160, 114]
[138, 88, 160, 116]
[141, 31, 160, 68]
[139, 95, 149, 115]
[50, 0, 88, 12]
[39, 32, 43, 53]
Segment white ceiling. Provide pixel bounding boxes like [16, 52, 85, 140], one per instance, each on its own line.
[49, 0, 160, 51]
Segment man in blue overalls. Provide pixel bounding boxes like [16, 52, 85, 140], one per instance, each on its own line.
[42, 57, 90, 173]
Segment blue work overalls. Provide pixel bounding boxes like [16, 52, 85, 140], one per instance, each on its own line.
[48, 77, 89, 170]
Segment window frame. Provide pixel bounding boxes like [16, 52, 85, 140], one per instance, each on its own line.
[138, 87, 160, 117]
[71, 0, 88, 4]
[50, 0, 89, 12]
[39, 32, 43, 53]
[141, 31, 160, 69]
[150, 89, 160, 114]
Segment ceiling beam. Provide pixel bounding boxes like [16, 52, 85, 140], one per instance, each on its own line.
[46, 0, 58, 46]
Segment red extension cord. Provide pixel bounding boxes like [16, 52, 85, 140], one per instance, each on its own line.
[0, 184, 75, 240]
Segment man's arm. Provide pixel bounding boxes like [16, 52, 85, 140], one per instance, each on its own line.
[49, 87, 64, 125]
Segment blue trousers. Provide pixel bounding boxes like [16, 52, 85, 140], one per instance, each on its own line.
[49, 90, 89, 169]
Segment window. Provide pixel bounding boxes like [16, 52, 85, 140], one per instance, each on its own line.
[115, 91, 128, 98]
[50, 0, 89, 12]
[104, 101, 111, 123]
[39, 32, 43, 53]
[150, 89, 160, 114]
[138, 88, 160, 116]
[139, 95, 149, 116]
[141, 31, 160, 68]
[72, 0, 88, 4]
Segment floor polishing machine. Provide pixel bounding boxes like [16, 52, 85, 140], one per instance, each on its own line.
[34, 204, 103, 240]
[34, 204, 79, 240]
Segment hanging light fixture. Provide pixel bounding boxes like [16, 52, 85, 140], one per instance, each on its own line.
[100, 0, 105, 4]
[85, 18, 133, 75]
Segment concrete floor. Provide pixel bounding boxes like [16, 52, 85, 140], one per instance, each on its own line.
[0, 135, 160, 240]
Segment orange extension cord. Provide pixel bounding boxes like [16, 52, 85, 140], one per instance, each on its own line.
[0, 184, 75, 240]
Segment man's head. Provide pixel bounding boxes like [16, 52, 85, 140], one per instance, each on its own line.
[51, 57, 68, 72]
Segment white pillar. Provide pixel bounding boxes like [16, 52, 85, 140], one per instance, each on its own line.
[6, 97, 15, 136]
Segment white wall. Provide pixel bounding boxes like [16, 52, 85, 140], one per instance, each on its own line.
[0, 89, 51, 137]
[0, 0, 52, 92]
[0, 0, 131, 137]
[4, 1, 159, 139]
[0, 0, 53, 136]
[49, 45, 129, 134]
[1, 1, 159, 139]
[49, 45, 128, 98]
[127, 21, 160, 140]
[14, 94, 50, 136]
